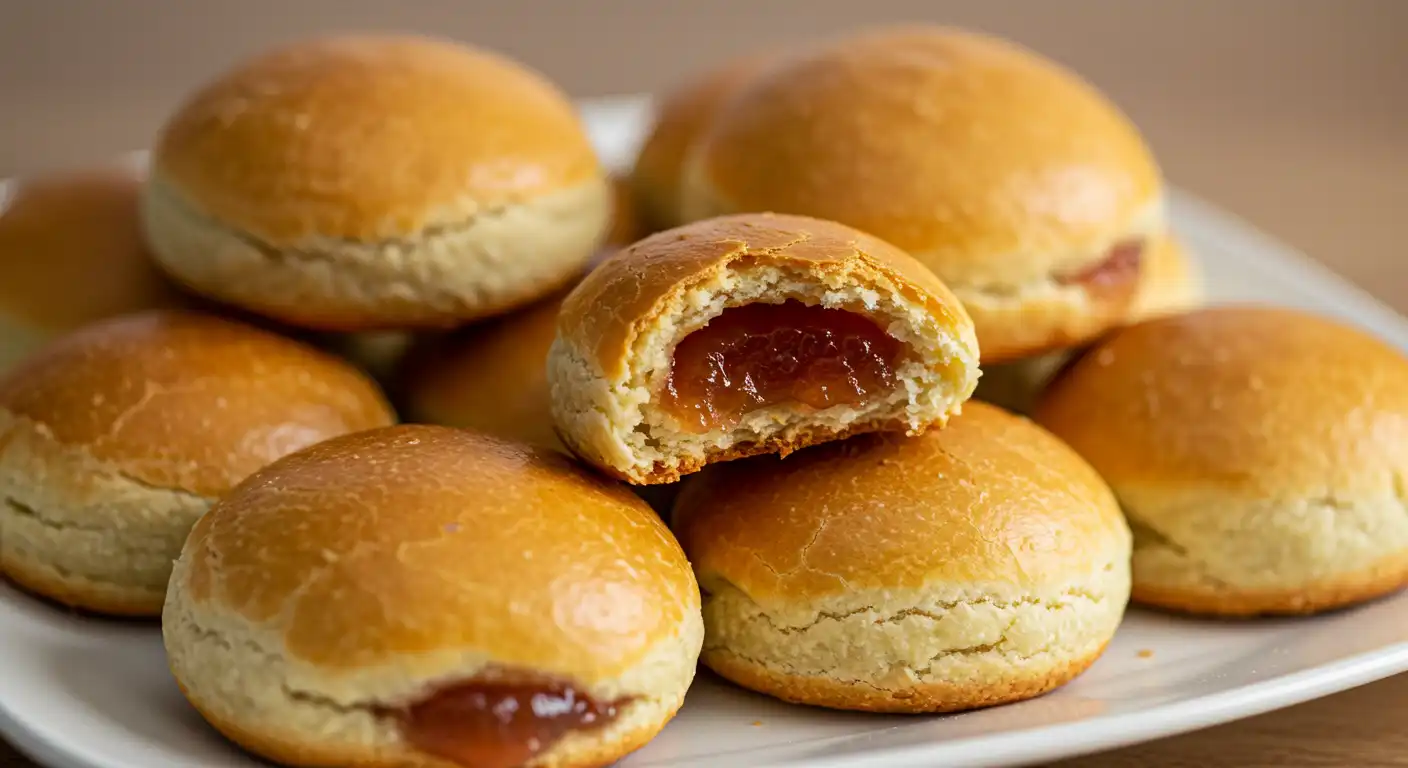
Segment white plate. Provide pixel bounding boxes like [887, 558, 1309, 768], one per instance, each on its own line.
[2, 95, 1406, 768]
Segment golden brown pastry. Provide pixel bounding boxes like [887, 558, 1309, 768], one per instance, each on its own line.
[674, 401, 1131, 712]
[142, 34, 610, 331]
[682, 26, 1165, 363]
[0, 310, 394, 615]
[975, 234, 1204, 414]
[400, 291, 566, 450]
[163, 425, 702, 768]
[548, 212, 980, 485]
[630, 53, 780, 233]
[0, 164, 186, 371]
[1035, 305, 1408, 616]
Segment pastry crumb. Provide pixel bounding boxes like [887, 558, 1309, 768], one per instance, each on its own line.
[752, 720, 764, 727]
[1137, 649, 1154, 658]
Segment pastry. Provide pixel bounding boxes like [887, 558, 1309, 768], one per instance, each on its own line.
[0, 310, 394, 615]
[142, 34, 610, 330]
[164, 425, 702, 768]
[548, 212, 980, 484]
[630, 53, 778, 233]
[1035, 306, 1408, 616]
[975, 234, 1204, 414]
[0, 164, 184, 371]
[683, 26, 1164, 363]
[673, 401, 1131, 712]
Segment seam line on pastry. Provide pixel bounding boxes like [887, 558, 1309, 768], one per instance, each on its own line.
[149, 176, 544, 255]
[724, 587, 1108, 636]
[1123, 508, 1235, 590]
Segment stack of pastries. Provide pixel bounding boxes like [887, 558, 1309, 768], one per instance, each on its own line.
[0, 25, 1403, 768]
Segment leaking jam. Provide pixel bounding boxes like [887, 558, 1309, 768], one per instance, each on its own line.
[1056, 239, 1144, 300]
[398, 675, 628, 768]
[662, 300, 905, 434]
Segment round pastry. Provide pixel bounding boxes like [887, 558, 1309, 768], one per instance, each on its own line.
[682, 26, 1164, 363]
[630, 53, 779, 233]
[163, 425, 702, 768]
[142, 33, 611, 331]
[548, 212, 980, 485]
[1034, 305, 1408, 616]
[0, 164, 186, 371]
[673, 401, 1131, 712]
[0, 310, 395, 615]
[401, 291, 566, 450]
[975, 235, 1204, 414]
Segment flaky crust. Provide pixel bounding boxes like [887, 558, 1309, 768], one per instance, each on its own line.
[673, 402, 1131, 710]
[0, 165, 185, 366]
[2, 552, 170, 617]
[142, 173, 610, 331]
[685, 26, 1163, 289]
[704, 643, 1107, 714]
[165, 425, 702, 767]
[151, 34, 601, 244]
[630, 53, 780, 233]
[1132, 552, 1408, 618]
[0, 426, 210, 615]
[1035, 306, 1408, 614]
[549, 212, 980, 484]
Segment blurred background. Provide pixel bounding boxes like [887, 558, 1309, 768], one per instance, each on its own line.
[0, 3, 1406, 765]
[2, 0, 1406, 310]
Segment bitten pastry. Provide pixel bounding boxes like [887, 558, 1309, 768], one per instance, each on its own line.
[142, 34, 611, 330]
[548, 212, 980, 485]
[630, 53, 778, 233]
[1035, 306, 1408, 616]
[163, 425, 702, 768]
[0, 165, 185, 371]
[673, 401, 1132, 712]
[682, 26, 1165, 363]
[0, 310, 394, 615]
[975, 235, 1204, 414]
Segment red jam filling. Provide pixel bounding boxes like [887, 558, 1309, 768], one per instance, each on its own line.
[662, 300, 905, 434]
[1055, 239, 1145, 300]
[399, 677, 626, 768]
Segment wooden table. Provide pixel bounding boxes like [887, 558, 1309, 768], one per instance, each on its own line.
[2, 1, 1405, 765]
